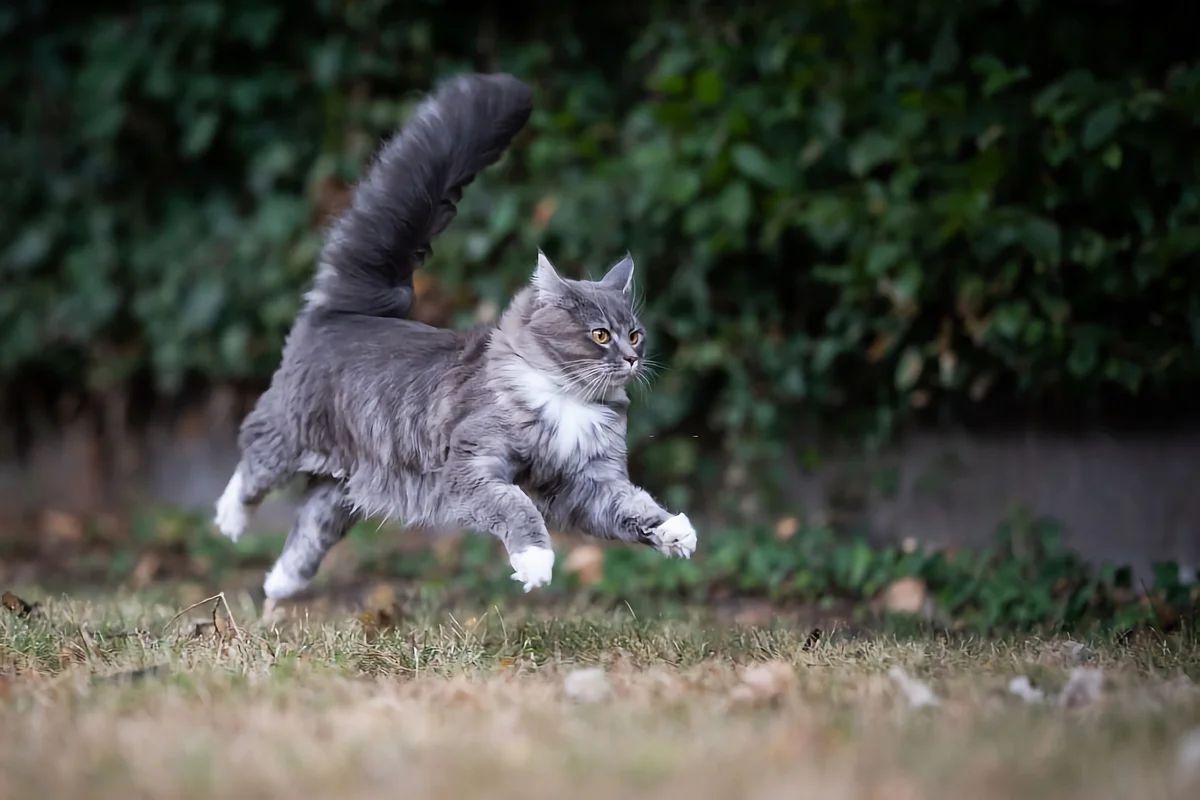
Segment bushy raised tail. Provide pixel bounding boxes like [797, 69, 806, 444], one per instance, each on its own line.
[307, 73, 533, 318]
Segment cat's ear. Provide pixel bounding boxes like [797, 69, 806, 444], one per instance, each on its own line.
[532, 250, 569, 300]
[598, 252, 635, 295]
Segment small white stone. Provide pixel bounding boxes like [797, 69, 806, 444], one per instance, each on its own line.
[563, 668, 611, 703]
[1177, 728, 1200, 779]
[1008, 675, 1046, 704]
[888, 666, 939, 709]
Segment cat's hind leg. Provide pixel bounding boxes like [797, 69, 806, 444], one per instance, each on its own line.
[262, 478, 357, 603]
[214, 405, 299, 541]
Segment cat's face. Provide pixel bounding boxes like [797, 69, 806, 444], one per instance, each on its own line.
[525, 252, 646, 398]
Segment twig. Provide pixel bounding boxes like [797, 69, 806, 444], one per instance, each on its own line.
[161, 592, 242, 639]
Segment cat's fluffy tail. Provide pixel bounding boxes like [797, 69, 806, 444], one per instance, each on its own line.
[308, 73, 533, 318]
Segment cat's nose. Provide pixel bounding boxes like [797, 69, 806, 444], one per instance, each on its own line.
[624, 356, 638, 369]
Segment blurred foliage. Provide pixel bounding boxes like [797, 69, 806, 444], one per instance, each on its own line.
[88, 506, 1199, 634]
[3, 0, 1200, 506]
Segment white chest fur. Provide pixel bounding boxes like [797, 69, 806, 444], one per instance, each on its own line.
[508, 363, 618, 464]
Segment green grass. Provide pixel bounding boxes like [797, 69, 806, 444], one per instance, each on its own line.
[3, 587, 1200, 799]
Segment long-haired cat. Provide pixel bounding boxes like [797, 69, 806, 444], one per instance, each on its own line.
[213, 73, 697, 604]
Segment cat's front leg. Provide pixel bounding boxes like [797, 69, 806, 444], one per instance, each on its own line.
[544, 469, 697, 559]
[445, 455, 556, 591]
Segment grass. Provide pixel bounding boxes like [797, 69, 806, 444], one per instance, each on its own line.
[2, 586, 1200, 799]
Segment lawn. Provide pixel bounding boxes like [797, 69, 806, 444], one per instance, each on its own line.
[2, 585, 1199, 800]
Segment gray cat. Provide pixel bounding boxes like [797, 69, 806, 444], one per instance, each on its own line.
[214, 72, 696, 604]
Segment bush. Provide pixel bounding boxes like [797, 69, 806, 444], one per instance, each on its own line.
[4, 0, 1200, 505]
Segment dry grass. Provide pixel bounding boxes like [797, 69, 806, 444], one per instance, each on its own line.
[2, 588, 1200, 800]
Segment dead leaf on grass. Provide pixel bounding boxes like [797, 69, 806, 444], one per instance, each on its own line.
[359, 583, 406, 638]
[129, 553, 162, 588]
[773, 516, 799, 541]
[881, 577, 928, 615]
[563, 545, 605, 586]
[2, 590, 40, 617]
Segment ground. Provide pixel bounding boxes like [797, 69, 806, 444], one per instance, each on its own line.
[2, 585, 1200, 799]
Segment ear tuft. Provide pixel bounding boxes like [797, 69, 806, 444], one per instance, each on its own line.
[532, 250, 568, 299]
[599, 252, 635, 295]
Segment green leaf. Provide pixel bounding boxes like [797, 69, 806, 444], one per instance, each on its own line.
[182, 112, 220, 158]
[715, 180, 753, 230]
[730, 143, 780, 188]
[1019, 217, 1061, 265]
[847, 132, 898, 178]
[866, 242, 905, 276]
[1101, 143, 1123, 169]
[693, 69, 724, 105]
[1081, 102, 1122, 150]
[1067, 337, 1098, 378]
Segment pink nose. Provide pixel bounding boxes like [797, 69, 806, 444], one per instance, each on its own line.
[624, 356, 638, 368]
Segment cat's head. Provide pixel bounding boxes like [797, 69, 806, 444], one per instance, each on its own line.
[519, 251, 647, 398]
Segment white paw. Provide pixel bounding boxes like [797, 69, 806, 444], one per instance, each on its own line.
[509, 546, 555, 592]
[263, 563, 309, 600]
[651, 513, 697, 559]
[214, 471, 248, 541]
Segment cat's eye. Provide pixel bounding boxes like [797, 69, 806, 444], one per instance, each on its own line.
[591, 328, 612, 345]
[629, 331, 642, 346]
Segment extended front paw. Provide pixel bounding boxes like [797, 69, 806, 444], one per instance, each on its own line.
[648, 513, 697, 559]
[509, 546, 555, 592]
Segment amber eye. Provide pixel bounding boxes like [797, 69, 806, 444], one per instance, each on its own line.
[591, 328, 611, 345]
[629, 330, 642, 346]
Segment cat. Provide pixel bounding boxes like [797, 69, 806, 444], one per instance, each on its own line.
[213, 72, 697, 606]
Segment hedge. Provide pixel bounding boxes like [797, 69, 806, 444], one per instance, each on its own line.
[3, 0, 1200, 503]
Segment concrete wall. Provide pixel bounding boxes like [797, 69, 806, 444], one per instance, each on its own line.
[2, 391, 1197, 580]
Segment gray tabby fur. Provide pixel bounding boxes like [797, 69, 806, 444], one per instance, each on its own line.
[214, 72, 696, 601]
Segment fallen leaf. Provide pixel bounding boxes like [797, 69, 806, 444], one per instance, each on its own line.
[130, 553, 162, 588]
[1008, 675, 1045, 704]
[1, 591, 39, 617]
[881, 577, 927, 615]
[563, 668, 611, 703]
[532, 196, 558, 230]
[359, 583, 405, 637]
[563, 545, 605, 586]
[866, 332, 896, 363]
[888, 666, 939, 709]
[773, 516, 800, 541]
[40, 509, 84, 544]
[1058, 667, 1104, 710]
[498, 657, 517, 669]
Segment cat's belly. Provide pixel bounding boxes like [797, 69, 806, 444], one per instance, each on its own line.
[344, 466, 448, 528]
